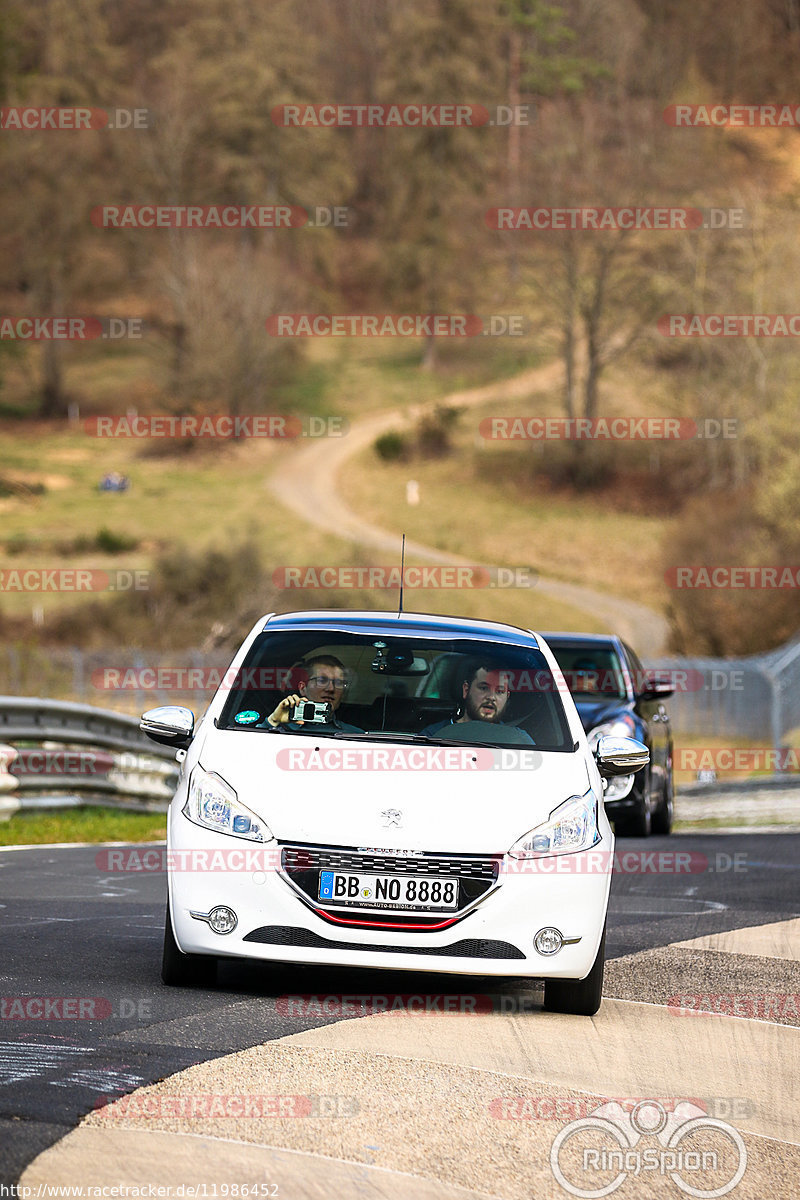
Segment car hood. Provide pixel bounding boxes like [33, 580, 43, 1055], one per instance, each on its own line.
[195, 729, 593, 853]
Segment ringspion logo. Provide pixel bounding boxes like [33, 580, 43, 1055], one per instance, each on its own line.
[550, 1100, 747, 1198]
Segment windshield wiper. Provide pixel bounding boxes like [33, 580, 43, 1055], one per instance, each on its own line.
[329, 731, 536, 749]
[241, 724, 345, 737]
[329, 731, 454, 746]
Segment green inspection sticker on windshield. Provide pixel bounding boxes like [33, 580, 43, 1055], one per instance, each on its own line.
[234, 710, 260, 725]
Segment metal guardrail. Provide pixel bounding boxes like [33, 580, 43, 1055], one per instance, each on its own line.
[0, 696, 179, 816]
[649, 636, 800, 744]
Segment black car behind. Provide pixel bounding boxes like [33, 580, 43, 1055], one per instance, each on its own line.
[541, 632, 674, 837]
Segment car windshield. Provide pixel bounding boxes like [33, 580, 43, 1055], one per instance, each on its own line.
[217, 629, 575, 751]
[547, 645, 628, 701]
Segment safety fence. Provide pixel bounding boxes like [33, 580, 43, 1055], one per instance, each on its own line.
[0, 696, 179, 817]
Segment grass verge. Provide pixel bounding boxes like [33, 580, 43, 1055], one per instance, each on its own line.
[0, 806, 166, 846]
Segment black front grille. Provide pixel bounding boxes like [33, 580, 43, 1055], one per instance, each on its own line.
[243, 924, 525, 960]
[280, 844, 500, 926]
[281, 846, 499, 881]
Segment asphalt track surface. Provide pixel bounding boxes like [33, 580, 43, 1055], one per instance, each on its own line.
[2, 834, 799, 1194]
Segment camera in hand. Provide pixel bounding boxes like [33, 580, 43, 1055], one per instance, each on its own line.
[296, 700, 334, 724]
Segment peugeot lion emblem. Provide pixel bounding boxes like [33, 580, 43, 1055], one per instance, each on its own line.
[381, 808, 403, 828]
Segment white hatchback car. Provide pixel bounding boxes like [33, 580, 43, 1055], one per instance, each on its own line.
[142, 610, 648, 1015]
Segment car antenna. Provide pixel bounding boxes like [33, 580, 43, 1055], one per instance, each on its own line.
[398, 533, 406, 616]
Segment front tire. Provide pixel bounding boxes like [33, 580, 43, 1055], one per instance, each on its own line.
[543, 922, 606, 1016]
[161, 902, 217, 987]
[651, 761, 674, 835]
[614, 769, 652, 837]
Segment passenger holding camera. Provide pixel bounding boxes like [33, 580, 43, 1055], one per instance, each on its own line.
[264, 655, 362, 734]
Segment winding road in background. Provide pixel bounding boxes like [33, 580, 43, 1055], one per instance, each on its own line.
[267, 359, 670, 653]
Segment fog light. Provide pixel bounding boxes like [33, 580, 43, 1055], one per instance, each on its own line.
[208, 906, 237, 935]
[534, 927, 563, 956]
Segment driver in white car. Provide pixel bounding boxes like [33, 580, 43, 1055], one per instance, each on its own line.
[421, 662, 535, 742]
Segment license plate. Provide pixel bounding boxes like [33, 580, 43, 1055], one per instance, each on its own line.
[317, 871, 459, 911]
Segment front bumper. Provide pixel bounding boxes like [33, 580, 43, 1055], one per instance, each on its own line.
[167, 814, 613, 980]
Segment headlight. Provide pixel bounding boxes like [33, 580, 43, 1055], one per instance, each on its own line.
[587, 716, 636, 752]
[508, 788, 600, 859]
[183, 766, 271, 842]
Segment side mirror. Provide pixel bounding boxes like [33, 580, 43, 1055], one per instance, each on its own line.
[595, 735, 649, 778]
[639, 674, 674, 701]
[140, 706, 195, 749]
